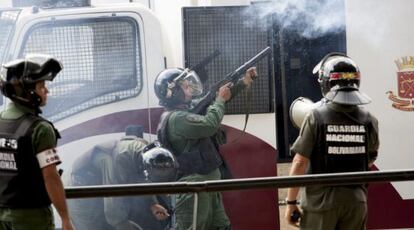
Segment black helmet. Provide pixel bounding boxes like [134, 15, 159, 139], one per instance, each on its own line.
[0, 54, 62, 109]
[313, 52, 371, 105]
[154, 68, 203, 108]
[142, 145, 178, 182]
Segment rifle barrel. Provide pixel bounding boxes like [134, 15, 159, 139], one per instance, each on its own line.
[230, 46, 271, 78]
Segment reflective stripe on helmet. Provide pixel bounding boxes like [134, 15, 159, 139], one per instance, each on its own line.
[329, 72, 360, 81]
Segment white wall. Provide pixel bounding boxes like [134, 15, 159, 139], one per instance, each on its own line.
[152, 0, 193, 68]
[346, 0, 414, 199]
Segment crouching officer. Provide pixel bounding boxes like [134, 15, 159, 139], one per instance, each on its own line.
[154, 67, 257, 230]
[0, 54, 74, 230]
[142, 144, 180, 230]
[285, 53, 380, 230]
[142, 143, 179, 183]
[67, 126, 173, 230]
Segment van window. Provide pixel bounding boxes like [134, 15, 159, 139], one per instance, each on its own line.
[20, 17, 143, 121]
[0, 10, 20, 106]
[0, 10, 20, 65]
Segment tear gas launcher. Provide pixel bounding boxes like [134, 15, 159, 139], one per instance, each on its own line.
[190, 46, 271, 115]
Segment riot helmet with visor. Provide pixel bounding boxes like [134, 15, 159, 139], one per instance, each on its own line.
[312, 52, 371, 105]
[0, 54, 62, 111]
[154, 68, 203, 108]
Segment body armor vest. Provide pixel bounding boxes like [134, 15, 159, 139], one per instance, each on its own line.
[157, 111, 223, 177]
[311, 105, 371, 174]
[0, 114, 58, 208]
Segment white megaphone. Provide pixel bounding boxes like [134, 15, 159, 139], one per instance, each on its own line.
[289, 97, 324, 129]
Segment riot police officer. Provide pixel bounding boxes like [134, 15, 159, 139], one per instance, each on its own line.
[284, 53, 380, 229]
[0, 54, 74, 230]
[155, 67, 257, 230]
[67, 126, 172, 230]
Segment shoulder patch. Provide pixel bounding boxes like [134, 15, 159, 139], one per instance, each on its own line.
[185, 114, 203, 123]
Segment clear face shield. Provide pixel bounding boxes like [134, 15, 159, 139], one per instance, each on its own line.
[2, 54, 61, 84]
[175, 68, 203, 98]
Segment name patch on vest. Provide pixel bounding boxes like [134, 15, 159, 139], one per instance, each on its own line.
[0, 138, 18, 150]
[328, 146, 366, 154]
[0, 138, 18, 171]
[325, 124, 367, 155]
[0, 152, 18, 170]
[326, 125, 366, 133]
[326, 134, 365, 143]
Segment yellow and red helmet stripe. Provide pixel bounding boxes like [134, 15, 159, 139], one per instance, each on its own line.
[329, 72, 360, 80]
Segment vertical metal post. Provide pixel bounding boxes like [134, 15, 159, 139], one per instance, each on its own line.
[192, 192, 199, 230]
[170, 194, 177, 230]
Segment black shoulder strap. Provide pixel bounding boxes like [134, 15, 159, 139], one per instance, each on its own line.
[157, 111, 175, 153]
[14, 114, 43, 138]
[357, 106, 371, 124]
[342, 106, 371, 125]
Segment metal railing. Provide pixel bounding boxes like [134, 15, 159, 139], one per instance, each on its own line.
[65, 169, 414, 198]
[65, 169, 414, 230]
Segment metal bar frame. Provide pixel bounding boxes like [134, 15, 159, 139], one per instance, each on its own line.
[65, 169, 414, 199]
[192, 193, 198, 230]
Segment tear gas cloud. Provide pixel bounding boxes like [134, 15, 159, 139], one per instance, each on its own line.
[243, 0, 346, 39]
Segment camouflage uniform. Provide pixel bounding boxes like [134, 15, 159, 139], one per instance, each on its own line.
[167, 98, 231, 230]
[68, 136, 167, 230]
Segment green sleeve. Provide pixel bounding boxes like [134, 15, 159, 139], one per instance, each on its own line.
[32, 121, 57, 154]
[114, 142, 145, 184]
[169, 98, 226, 139]
[290, 111, 317, 158]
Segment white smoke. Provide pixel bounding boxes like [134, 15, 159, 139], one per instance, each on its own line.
[244, 0, 346, 39]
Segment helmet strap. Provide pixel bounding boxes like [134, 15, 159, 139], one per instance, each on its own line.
[9, 86, 42, 114]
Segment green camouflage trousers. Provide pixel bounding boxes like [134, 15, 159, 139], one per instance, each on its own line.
[176, 169, 231, 230]
[0, 206, 54, 230]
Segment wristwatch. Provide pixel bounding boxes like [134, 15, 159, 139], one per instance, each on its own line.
[285, 198, 298, 205]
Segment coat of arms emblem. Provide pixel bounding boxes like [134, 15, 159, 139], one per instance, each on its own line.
[387, 56, 414, 111]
